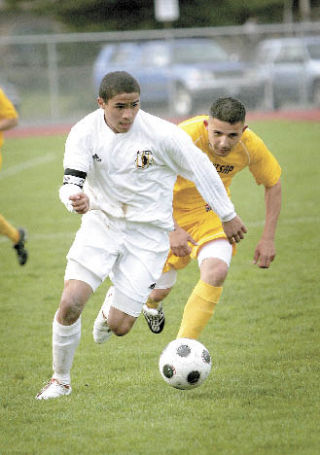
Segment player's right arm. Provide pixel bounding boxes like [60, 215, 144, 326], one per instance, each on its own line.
[59, 168, 89, 214]
[68, 192, 90, 214]
[170, 219, 198, 257]
[60, 119, 94, 214]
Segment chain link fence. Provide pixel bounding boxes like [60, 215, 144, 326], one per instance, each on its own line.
[1, 21, 320, 125]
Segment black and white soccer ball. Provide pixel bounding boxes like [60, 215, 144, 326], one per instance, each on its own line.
[159, 338, 212, 390]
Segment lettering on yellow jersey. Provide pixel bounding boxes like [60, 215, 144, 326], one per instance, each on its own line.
[213, 163, 234, 174]
[135, 150, 153, 169]
[204, 163, 234, 212]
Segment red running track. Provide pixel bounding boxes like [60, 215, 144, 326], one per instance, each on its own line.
[6, 109, 320, 139]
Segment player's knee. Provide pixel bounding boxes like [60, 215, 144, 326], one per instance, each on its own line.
[58, 297, 82, 324]
[109, 320, 132, 336]
[59, 292, 84, 324]
[201, 261, 229, 287]
[112, 326, 129, 336]
[108, 313, 136, 336]
[213, 270, 228, 286]
[59, 280, 91, 324]
[150, 287, 172, 302]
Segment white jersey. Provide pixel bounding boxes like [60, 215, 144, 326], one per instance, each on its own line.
[61, 109, 236, 230]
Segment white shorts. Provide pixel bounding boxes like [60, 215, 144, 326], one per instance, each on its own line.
[155, 238, 232, 289]
[197, 239, 232, 268]
[65, 210, 170, 315]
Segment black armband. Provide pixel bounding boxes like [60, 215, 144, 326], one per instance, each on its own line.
[63, 168, 87, 189]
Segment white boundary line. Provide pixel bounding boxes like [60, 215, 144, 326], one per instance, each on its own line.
[0, 153, 56, 180]
[0, 215, 318, 244]
[246, 216, 319, 227]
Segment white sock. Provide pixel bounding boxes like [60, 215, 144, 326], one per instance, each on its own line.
[52, 312, 81, 385]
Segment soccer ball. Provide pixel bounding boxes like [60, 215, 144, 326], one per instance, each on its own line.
[158, 338, 212, 390]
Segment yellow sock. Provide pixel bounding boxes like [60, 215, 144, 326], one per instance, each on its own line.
[176, 280, 223, 339]
[146, 297, 160, 309]
[0, 214, 19, 243]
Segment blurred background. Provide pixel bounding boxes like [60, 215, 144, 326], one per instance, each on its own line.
[0, 0, 320, 125]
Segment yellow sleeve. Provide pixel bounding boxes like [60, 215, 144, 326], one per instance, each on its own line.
[0, 88, 18, 120]
[244, 129, 281, 187]
[179, 115, 208, 147]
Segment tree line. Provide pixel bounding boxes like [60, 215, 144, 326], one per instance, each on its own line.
[2, 0, 317, 32]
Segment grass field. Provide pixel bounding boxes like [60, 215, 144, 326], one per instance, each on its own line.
[0, 119, 319, 455]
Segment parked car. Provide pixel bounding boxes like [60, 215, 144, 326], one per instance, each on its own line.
[93, 38, 262, 116]
[253, 36, 320, 109]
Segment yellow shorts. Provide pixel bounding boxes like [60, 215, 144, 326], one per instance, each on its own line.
[164, 206, 235, 273]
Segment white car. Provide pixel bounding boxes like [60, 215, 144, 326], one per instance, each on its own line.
[254, 36, 320, 109]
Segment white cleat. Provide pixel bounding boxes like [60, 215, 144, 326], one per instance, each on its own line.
[36, 378, 71, 400]
[93, 286, 113, 344]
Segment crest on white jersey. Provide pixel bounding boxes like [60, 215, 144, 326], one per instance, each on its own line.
[135, 150, 153, 169]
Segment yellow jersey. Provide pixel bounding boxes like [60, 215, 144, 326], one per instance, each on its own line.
[164, 115, 281, 272]
[174, 115, 281, 211]
[0, 88, 18, 153]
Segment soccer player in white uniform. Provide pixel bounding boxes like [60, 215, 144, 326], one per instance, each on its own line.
[36, 71, 247, 400]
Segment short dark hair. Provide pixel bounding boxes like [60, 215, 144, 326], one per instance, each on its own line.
[209, 97, 246, 124]
[99, 71, 140, 101]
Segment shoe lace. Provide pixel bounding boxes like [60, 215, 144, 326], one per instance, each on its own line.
[41, 378, 69, 391]
[146, 308, 164, 324]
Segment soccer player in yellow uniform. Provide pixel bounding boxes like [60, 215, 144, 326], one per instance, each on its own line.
[143, 97, 282, 338]
[0, 87, 28, 265]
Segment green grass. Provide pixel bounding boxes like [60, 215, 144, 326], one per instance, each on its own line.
[0, 120, 319, 454]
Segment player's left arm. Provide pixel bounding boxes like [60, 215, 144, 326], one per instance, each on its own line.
[165, 128, 246, 243]
[253, 178, 282, 268]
